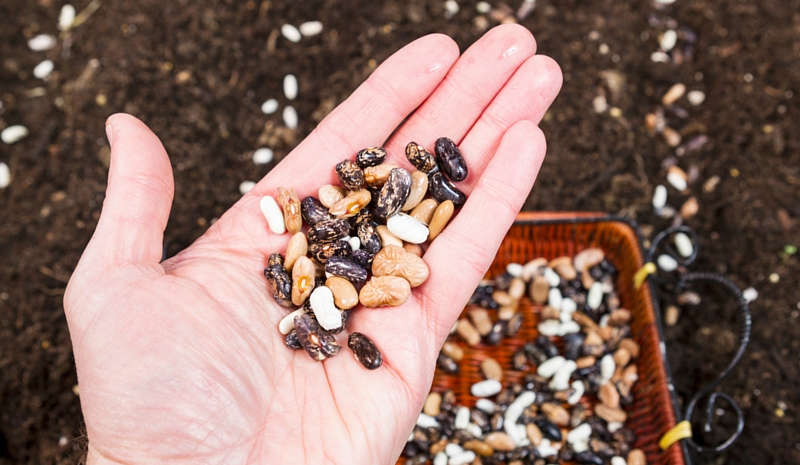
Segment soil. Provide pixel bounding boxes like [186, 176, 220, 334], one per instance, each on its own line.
[0, 0, 797, 464]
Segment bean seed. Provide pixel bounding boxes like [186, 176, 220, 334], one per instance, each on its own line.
[375, 168, 412, 219]
[291, 256, 316, 305]
[481, 357, 503, 381]
[463, 440, 493, 456]
[537, 356, 566, 378]
[301, 196, 332, 225]
[403, 243, 423, 256]
[265, 264, 292, 307]
[471, 379, 502, 397]
[325, 256, 368, 288]
[441, 342, 464, 361]
[595, 404, 627, 423]
[550, 256, 577, 280]
[350, 248, 374, 267]
[363, 163, 397, 187]
[530, 276, 550, 304]
[308, 239, 350, 263]
[278, 308, 305, 335]
[372, 245, 429, 287]
[335, 160, 365, 190]
[317, 185, 344, 209]
[486, 321, 506, 345]
[348, 332, 382, 369]
[359, 275, 411, 307]
[402, 171, 429, 211]
[574, 247, 604, 272]
[259, 196, 286, 234]
[526, 423, 543, 446]
[284, 329, 302, 349]
[427, 200, 454, 240]
[355, 146, 387, 168]
[498, 305, 516, 320]
[614, 347, 632, 367]
[283, 232, 308, 271]
[329, 188, 371, 218]
[469, 306, 494, 336]
[549, 360, 577, 391]
[437, 353, 459, 374]
[485, 432, 515, 451]
[627, 449, 646, 465]
[448, 451, 476, 465]
[410, 198, 438, 224]
[308, 286, 341, 331]
[611, 457, 627, 465]
[405, 141, 438, 172]
[276, 187, 302, 233]
[434, 137, 468, 181]
[387, 213, 429, 244]
[376, 225, 402, 248]
[534, 418, 562, 441]
[356, 221, 382, 254]
[428, 171, 466, 207]
[542, 403, 570, 426]
[268, 253, 284, 268]
[325, 276, 358, 309]
[456, 319, 481, 346]
[307, 218, 350, 243]
[294, 312, 339, 360]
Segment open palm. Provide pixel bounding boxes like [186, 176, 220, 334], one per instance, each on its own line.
[64, 25, 561, 465]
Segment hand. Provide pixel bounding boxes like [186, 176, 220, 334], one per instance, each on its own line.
[64, 25, 561, 465]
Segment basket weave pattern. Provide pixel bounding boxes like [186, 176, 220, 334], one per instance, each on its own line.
[400, 214, 684, 465]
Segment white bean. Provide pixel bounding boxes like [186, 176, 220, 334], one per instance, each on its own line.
[260, 98, 279, 114]
[280, 24, 301, 42]
[28, 34, 56, 51]
[536, 439, 558, 458]
[282, 105, 298, 129]
[506, 262, 523, 277]
[611, 456, 628, 465]
[253, 147, 274, 164]
[543, 267, 560, 286]
[259, 195, 285, 234]
[283, 74, 298, 100]
[309, 286, 341, 331]
[568, 380, 584, 405]
[537, 356, 565, 378]
[417, 413, 439, 428]
[549, 360, 577, 391]
[0, 162, 10, 189]
[33, 59, 54, 79]
[445, 443, 464, 457]
[567, 423, 591, 445]
[587, 282, 603, 309]
[657, 254, 678, 272]
[652, 184, 667, 210]
[433, 451, 447, 465]
[600, 354, 616, 381]
[454, 406, 470, 429]
[538, 320, 562, 336]
[470, 379, 501, 397]
[299, 21, 323, 36]
[547, 287, 562, 309]
[58, 4, 76, 30]
[239, 180, 256, 194]
[387, 213, 429, 244]
[278, 309, 304, 335]
[448, 451, 476, 465]
[475, 398, 497, 413]
[1, 125, 29, 144]
[674, 232, 693, 257]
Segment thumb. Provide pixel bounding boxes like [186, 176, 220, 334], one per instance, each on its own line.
[81, 113, 174, 268]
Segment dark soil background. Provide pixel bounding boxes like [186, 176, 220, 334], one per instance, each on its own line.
[1, 0, 797, 464]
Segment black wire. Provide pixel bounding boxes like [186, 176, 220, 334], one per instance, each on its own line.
[646, 228, 752, 453]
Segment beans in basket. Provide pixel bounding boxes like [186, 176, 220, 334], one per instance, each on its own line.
[403, 250, 647, 465]
[259, 138, 468, 369]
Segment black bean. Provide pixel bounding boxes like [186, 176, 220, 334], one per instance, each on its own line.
[434, 137, 468, 182]
[428, 171, 466, 207]
[574, 451, 604, 465]
[307, 218, 350, 243]
[535, 418, 562, 441]
[374, 167, 412, 220]
[535, 335, 560, 358]
[350, 248, 374, 267]
[348, 332, 382, 369]
[356, 221, 382, 254]
[301, 196, 332, 226]
[355, 147, 387, 168]
[405, 141, 438, 172]
[284, 329, 303, 350]
[493, 272, 514, 290]
[563, 333, 585, 360]
[335, 160, 365, 190]
[523, 342, 548, 364]
[470, 284, 499, 309]
[294, 312, 339, 361]
[437, 353, 459, 374]
[486, 321, 507, 345]
[267, 253, 284, 268]
[264, 264, 292, 307]
[308, 239, 350, 264]
[325, 256, 368, 288]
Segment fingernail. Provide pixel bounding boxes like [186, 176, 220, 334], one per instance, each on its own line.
[105, 122, 114, 147]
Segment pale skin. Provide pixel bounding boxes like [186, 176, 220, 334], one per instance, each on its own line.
[64, 25, 562, 465]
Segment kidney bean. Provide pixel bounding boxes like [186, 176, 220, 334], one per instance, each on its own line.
[284, 329, 303, 350]
[335, 159, 365, 190]
[357, 221, 382, 254]
[301, 196, 333, 225]
[325, 256, 368, 288]
[434, 137, 468, 181]
[350, 248, 374, 267]
[428, 171, 466, 207]
[267, 253, 284, 268]
[264, 264, 292, 307]
[294, 312, 339, 361]
[348, 332, 382, 369]
[307, 218, 350, 243]
[374, 167, 412, 220]
[355, 146, 387, 168]
[405, 141, 438, 172]
[437, 353, 459, 374]
[308, 239, 350, 263]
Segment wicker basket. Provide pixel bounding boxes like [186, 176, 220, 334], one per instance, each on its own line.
[400, 212, 686, 465]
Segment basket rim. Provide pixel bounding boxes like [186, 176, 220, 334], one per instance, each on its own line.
[513, 212, 692, 465]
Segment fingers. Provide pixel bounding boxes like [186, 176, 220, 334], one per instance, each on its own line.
[81, 113, 174, 267]
[457, 55, 561, 190]
[420, 120, 547, 342]
[257, 33, 460, 195]
[385, 24, 537, 158]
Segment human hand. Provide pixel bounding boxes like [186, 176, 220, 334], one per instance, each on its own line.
[64, 25, 562, 465]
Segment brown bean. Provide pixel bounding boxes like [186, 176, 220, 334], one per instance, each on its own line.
[291, 256, 316, 306]
[456, 319, 481, 346]
[277, 187, 302, 233]
[371, 245, 429, 287]
[525, 423, 543, 446]
[376, 225, 402, 248]
[599, 382, 621, 409]
[508, 278, 525, 300]
[619, 338, 640, 357]
[530, 275, 550, 304]
[409, 198, 438, 224]
[429, 439, 447, 455]
[541, 403, 570, 426]
[328, 189, 371, 218]
[614, 347, 632, 367]
[463, 440, 493, 457]
[427, 200, 454, 240]
[325, 276, 358, 310]
[363, 163, 397, 187]
[549, 256, 577, 280]
[576, 356, 596, 369]
[468, 306, 494, 336]
[403, 243, 423, 256]
[492, 290, 513, 307]
[358, 276, 411, 307]
[484, 432, 515, 451]
[498, 305, 516, 320]
[423, 392, 442, 416]
[441, 342, 464, 361]
[318, 184, 344, 208]
[595, 404, 627, 423]
[284, 232, 307, 271]
[609, 308, 632, 325]
[480, 358, 503, 381]
[622, 364, 638, 387]
[628, 449, 647, 465]
[402, 170, 428, 211]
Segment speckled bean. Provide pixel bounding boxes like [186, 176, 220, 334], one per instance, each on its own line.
[434, 136, 468, 181]
[335, 159, 365, 190]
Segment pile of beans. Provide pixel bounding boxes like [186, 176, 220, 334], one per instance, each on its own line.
[261, 138, 469, 369]
[404, 249, 648, 465]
